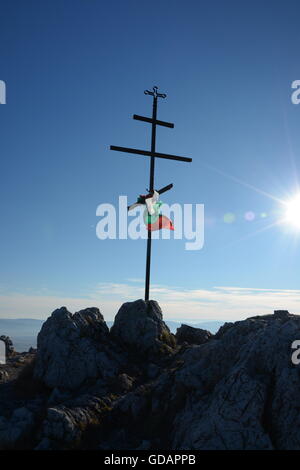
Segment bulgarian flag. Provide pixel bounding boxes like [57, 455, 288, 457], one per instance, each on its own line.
[147, 214, 174, 231]
[128, 190, 159, 212]
[145, 190, 159, 215]
[143, 193, 174, 231]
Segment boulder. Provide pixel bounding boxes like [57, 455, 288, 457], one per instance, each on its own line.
[176, 324, 213, 345]
[36, 395, 113, 449]
[34, 307, 124, 390]
[110, 299, 176, 356]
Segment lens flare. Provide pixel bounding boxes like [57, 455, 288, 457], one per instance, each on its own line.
[223, 212, 236, 224]
[284, 194, 300, 229]
[244, 211, 255, 222]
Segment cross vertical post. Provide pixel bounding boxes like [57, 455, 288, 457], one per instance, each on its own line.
[145, 90, 158, 301]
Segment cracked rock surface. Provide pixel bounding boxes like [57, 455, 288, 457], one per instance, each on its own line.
[0, 305, 300, 449]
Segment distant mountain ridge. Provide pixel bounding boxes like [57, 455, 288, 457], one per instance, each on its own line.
[0, 319, 43, 351]
[107, 320, 224, 334]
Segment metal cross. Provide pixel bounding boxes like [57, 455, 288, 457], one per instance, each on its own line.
[110, 87, 192, 301]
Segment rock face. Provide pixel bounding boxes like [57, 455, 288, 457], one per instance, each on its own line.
[35, 395, 112, 450]
[0, 407, 34, 450]
[34, 307, 124, 390]
[2, 304, 300, 450]
[97, 309, 300, 450]
[176, 324, 212, 345]
[110, 299, 176, 356]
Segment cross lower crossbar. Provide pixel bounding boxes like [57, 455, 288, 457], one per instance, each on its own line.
[157, 183, 173, 194]
[110, 145, 192, 163]
[127, 184, 173, 211]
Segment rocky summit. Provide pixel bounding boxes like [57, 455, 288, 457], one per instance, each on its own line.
[1, 302, 300, 450]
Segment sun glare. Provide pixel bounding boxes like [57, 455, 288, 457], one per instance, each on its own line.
[285, 194, 300, 229]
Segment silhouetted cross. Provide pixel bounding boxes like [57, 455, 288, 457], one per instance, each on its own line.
[110, 86, 192, 301]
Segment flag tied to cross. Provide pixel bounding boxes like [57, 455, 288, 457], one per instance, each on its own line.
[128, 190, 174, 231]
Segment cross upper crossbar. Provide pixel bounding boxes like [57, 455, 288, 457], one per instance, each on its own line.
[133, 114, 174, 128]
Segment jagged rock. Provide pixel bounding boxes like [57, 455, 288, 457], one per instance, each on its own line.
[170, 311, 300, 449]
[0, 336, 14, 357]
[34, 307, 125, 390]
[110, 299, 176, 356]
[0, 407, 34, 449]
[176, 324, 213, 345]
[0, 369, 9, 381]
[214, 321, 234, 339]
[248, 310, 294, 322]
[108, 373, 134, 394]
[3, 305, 300, 450]
[36, 395, 112, 449]
[35, 437, 52, 450]
[98, 309, 300, 450]
[273, 310, 292, 320]
[48, 388, 72, 406]
[136, 439, 151, 450]
[147, 363, 160, 379]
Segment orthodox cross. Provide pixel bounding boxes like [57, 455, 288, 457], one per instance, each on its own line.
[110, 86, 192, 301]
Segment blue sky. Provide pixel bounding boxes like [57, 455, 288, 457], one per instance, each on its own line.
[1, 0, 300, 320]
